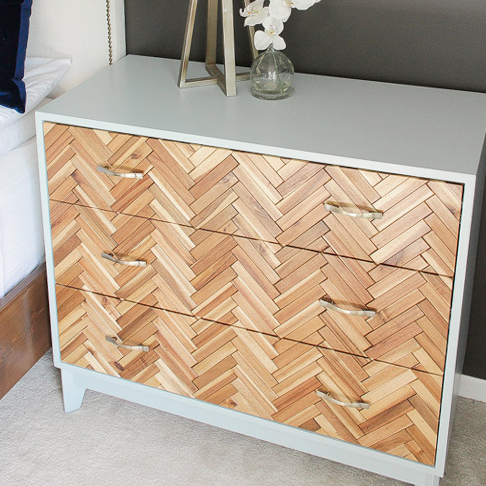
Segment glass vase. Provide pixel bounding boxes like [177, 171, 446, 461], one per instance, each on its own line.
[250, 45, 294, 100]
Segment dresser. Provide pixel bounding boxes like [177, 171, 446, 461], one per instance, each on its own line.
[36, 55, 486, 486]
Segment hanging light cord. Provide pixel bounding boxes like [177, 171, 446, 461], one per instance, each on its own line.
[106, 0, 113, 65]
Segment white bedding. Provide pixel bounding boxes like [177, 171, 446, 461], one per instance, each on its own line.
[0, 137, 45, 298]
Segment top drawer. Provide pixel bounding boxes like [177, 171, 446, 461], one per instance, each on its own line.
[45, 124, 463, 276]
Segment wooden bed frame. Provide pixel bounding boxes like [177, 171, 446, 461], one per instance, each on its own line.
[0, 264, 50, 399]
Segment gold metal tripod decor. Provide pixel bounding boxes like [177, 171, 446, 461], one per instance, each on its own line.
[178, 0, 257, 96]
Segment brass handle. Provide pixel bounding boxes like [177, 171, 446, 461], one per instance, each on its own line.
[324, 202, 383, 220]
[106, 336, 149, 352]
[316, 390, 370, 410]
[97, 165, 143, 180]
[320, 299, 376, 318]
[101, 252, 147, 267]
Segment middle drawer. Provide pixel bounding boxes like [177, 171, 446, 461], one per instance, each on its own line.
[51, 200, 451, 374]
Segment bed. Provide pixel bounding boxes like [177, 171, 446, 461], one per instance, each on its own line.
[0, 0, 126, 399]
[0, 137, 50, 398]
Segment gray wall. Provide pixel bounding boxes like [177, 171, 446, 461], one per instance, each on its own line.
[124, 0, 486, 379]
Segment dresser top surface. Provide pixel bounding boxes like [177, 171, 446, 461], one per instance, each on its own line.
[38, 55, 486, 178]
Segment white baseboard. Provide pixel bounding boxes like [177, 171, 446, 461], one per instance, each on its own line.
[459, 375, 486, 403]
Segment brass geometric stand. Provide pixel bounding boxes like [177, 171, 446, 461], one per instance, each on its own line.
[178, 0, 257, 96]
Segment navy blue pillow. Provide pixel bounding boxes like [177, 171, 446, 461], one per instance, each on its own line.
[0, 0, 33, 113]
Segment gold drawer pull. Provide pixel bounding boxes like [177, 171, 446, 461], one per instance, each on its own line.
[106, 336, 149, 352]
[324, 202, 383, 220]
[97, 165, 144, 180]
[320, 298, 376, 317]
[316, 390, 370, 410]
[101, 252, 147, 267]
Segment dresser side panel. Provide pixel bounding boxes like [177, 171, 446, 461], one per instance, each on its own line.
[36, 117, 62, 368]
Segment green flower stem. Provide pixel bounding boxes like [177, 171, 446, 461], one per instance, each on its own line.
[270, 46, 284, 89]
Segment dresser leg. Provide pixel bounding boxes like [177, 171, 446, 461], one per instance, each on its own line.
[417, 474, 440, 486]
[61, 369, 86, 413]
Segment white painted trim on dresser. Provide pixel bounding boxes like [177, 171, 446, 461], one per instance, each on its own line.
[459, 375, 486, 403]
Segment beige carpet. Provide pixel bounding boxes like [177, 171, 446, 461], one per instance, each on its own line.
[0, 351, 485, 486]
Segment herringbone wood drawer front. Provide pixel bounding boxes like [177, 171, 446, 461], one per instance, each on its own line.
[51, 200, 451, 374]
[45, 123, 463, 277]
[57, 286, 441, 465]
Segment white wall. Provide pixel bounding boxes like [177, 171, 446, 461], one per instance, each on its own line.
[27, 0, 126, 97]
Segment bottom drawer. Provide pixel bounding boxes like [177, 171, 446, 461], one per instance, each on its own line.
[57, 285, 442, 465]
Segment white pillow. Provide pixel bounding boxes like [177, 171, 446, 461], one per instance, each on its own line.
[0, 97, 52, 158]
[0, 57, 71, 128]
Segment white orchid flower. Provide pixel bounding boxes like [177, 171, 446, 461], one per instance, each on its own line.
[240, 0, 269, 27]
[254, 15, 286, 50]
[269, 0, 319, 21]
